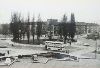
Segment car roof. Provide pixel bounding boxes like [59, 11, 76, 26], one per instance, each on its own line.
[45, 41, 53, 43]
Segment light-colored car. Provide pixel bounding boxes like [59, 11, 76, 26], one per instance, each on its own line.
[83, 43, 90, 46]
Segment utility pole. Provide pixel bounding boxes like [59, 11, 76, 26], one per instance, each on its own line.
[95, 38, 97, 59]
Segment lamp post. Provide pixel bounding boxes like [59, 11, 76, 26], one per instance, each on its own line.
[94, 32, 98, 59]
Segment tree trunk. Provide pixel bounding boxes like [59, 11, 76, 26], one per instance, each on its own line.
[28, 35, 30, 44]
[32, 34, 34, 44]
[37, 36, 40, 44]
[27, 33, 30, 44]
[23, 34, 25, 40]
[64, 35, 67, 44]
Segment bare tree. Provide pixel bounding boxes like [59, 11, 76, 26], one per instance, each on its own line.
[20, 18, 26, 40]
[36, 14, 42, 44]
[48, 24, 52, 40]
[18, 17, 26, 41]
[26, 14, 30, 44]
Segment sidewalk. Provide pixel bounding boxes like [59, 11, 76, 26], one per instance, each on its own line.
[6, 39, 45, 48]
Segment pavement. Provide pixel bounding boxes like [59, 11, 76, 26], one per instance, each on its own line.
[5, 39, 45, 48]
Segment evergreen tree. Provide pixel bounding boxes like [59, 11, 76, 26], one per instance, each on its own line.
[62, 14, 67, 23]
[10, 13, 21, 41]
[69, 13, 76, 40]
[62, 23, 68, 44]
[58, 14, 68, 43]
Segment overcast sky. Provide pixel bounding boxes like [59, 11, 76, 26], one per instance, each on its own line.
[0, 0, 100, 24]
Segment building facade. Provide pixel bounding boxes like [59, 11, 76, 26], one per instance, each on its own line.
[76, 22, 100, 34]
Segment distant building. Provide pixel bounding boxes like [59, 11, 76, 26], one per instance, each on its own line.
[47, 19, 58, 25]
[25, 19, 100, 36]
[76, 22, 87, 34]
[41, 22, 48, 34]
[47, 19, 60, 36]
[76, 22, 100, 34]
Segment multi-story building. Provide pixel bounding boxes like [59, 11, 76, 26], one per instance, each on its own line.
[47, 20, 100, 35]
[76, 22, 87, 34]
[25, 19, 100, 36]
[47, 19, 60, 36]
[76, 22, 100, 34]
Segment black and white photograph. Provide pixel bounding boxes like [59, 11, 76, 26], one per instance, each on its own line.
[0, 0, 100, 68]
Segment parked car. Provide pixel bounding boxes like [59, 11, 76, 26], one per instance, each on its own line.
[83, 43, 90, 46]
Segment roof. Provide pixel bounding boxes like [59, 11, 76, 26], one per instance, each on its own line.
[52, 41, 63, 44]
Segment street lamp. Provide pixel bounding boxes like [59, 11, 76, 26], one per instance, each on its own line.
[94, 32, 99, 59]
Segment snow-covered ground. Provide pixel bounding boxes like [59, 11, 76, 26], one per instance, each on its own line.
[0, 34, 100, 68]
[1, 57, 100, 68]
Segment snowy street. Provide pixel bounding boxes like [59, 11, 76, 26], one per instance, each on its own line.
[0, 35, 100, 68]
